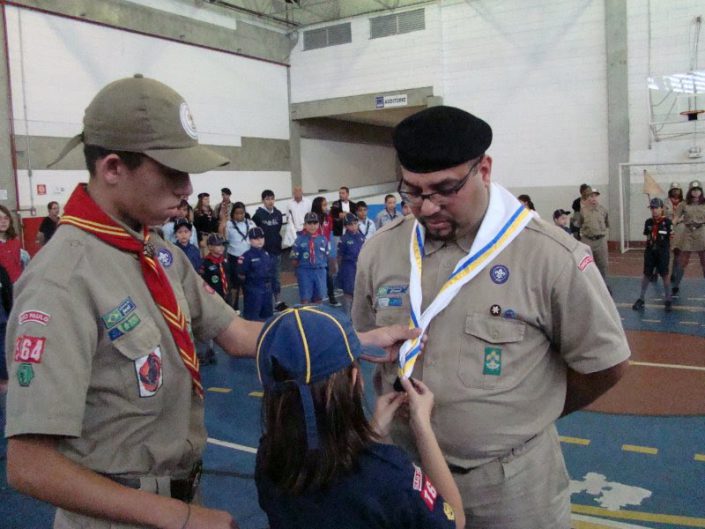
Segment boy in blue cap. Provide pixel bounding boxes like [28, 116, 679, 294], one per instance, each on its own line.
[291, 212, 329, 304]
[633, 197, 673, 312]
[239, 226, 275, 321]
[337, 213, 366, 315]
[255, 306, 465, 529]
[173, 218, 202, 271]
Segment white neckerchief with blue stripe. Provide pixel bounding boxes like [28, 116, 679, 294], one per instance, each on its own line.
[398, 183, 533, 379]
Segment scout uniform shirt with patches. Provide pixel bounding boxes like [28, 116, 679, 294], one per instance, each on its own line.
[4, 224, 235, 477]
[353, 215, 630, 467]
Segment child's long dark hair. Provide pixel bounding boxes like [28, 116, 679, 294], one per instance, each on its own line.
[686, 187, 705, 205]
[258, 363, 377, 495]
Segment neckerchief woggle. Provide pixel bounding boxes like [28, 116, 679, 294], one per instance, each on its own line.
[398, 183, 533, 379]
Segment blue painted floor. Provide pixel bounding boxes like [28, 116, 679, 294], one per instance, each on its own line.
[1, 276, 704, 529]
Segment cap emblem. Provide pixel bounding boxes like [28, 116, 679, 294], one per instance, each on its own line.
[180, 102, 198, 140]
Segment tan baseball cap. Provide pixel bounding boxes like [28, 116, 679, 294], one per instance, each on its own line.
[48, 74, 229, 173]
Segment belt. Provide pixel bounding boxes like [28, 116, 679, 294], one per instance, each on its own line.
[583, 234, 605, 240]
[101, 461, 202, 502]
[447, 434, 540, 475]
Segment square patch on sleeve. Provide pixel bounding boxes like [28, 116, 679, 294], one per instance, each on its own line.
[14, 335, 46, 364]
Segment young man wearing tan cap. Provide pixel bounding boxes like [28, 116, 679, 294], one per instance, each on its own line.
[353, 106, 630, 529]
[4, 75, 418, 529]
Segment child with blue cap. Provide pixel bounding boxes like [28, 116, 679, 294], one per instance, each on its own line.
[239, 226, 275, 321]
[255, 306, 465, 529]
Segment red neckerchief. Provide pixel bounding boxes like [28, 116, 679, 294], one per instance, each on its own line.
[651, 216, 664, 240]
[206, 253, 229, 293]
[60, 184, 204, 397]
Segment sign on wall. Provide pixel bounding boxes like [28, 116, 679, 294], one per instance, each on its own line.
[375, 94, 408, 109]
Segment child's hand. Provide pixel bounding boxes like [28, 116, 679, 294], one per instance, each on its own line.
[399, 377, 435, 435]
[371, 391, 407, 440]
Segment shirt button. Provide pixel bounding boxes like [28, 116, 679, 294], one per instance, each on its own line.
[492, 329, 499, 339]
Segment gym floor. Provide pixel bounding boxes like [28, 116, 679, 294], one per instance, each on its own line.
[1, 249, 703, 529]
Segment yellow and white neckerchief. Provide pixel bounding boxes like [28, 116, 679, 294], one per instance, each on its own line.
[398, 183, 533, 379]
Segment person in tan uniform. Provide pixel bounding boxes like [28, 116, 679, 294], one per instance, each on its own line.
[664, 182, 685, 290]
[352, 106, 630, 529]
[671, 180, 705, 295]
[575, 187, 609, 280]
[4, 75, 418, 529]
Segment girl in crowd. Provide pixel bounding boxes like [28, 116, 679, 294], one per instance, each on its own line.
[518, 194, 540, 218]
[671, 180, 705, 295]
[0, 205, 24, 283]
[256, 306, 465, 529]
[311, 197, 340, 307]
[220, 201, 252, 312]
[193, 192, 218, 251]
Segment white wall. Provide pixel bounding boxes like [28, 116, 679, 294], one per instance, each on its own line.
[300, 139, 397, 193]
[6, 5, 290, 212]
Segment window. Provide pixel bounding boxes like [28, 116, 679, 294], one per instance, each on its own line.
[370, 9, 425, 39]
[303, 23, 352, 50]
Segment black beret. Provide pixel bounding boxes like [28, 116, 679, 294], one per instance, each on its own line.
[393, 106, 492, 173]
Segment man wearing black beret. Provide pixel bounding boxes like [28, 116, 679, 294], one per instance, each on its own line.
[353, 105, 631, 528]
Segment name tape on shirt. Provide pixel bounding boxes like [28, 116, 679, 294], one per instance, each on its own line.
[412, 464, 423, 491]
[578, 255, 594, 271]
[14, 335, 46, 363]
[18, 310, 51, 326]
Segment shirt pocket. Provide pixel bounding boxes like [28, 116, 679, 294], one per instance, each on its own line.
[457, 314, 528, 390]
[112, 318, 166, 401]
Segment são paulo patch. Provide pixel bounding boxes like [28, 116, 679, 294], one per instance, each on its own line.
[578, 255, 594, 271]
[489, 264, 510, 284]
[134, 347, 163, 398]
[18, 310, 51, 326]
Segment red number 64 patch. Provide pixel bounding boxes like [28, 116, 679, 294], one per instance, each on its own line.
[14, 335, 46, 364]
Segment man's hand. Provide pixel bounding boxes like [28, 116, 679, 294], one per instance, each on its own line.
[358, 325, 423, 364]
[185, 504, 238, 529]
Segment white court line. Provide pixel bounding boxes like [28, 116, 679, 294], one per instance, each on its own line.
[207, 437, 257, 454]
[630, 360, 705, 372]
[571, 513, 652, 529]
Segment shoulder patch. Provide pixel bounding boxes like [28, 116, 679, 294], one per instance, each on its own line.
[578, 254, 594, 271]
[420, 476, 438, 511]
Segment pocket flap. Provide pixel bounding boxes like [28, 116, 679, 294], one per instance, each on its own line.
[465, 314, 525, 344]
[112, 317, 161, 361]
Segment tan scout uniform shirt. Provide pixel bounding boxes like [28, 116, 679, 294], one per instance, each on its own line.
[675, 202, 705, 252]
[577, 204, 609, 239]
[353, 216, 630, 468]
[5, 223, 235, 477]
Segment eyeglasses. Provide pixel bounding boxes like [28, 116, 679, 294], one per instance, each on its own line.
[397, 157, 483, 206]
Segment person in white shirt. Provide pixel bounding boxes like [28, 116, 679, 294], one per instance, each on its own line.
[375, 194, 400, 229]
[219, 201, 253, 312]
[286, 186, 312, 234]
[161, 199, 198, 246]
[356, 201, 376, 241]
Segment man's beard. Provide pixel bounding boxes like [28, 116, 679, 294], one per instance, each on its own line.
[418, 215, 458, 241]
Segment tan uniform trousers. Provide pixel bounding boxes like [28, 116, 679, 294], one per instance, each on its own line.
[453, 425, 571, 529]
[583, 236, 608, 280]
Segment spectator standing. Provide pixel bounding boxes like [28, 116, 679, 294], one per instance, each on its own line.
[671, 180, 705, 295]
[291, 212, 328, 304]
[162, 199, 198, 246]
[220, 201, 252, 312]
[286, 186, 312, 234]
[239, 226, 275, 321]
[570, 184, 591, 238]
[197, 233, 229, 365]
[312, 196, 340, 307]
[552, 209, 572, 234]
[192, 192, 218, 247]
[337, 213, 366, 316]
[331, 186, 358, 240]
[632, 198, 673, 312]
[664, 182, 684, 289]
[35, 201, 61, 248]
[517, 194, 540, 218]
[375, 194, 400, 229]
[214, 187, 234, 220]
[356, 200, 376, 241]
[0, 263, 12, 408]
[173, 219, 202, 271]
[252, 189, 287, 311]
[575, 186, 609, 281]
[0, 205, 24, 283]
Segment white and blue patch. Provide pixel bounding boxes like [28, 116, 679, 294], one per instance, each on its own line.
[489, 264, 510, 284]
[503, 309, 517, 320]
[157, 248, 173, 268]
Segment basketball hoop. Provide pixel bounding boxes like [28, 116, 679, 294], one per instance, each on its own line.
[680, 109, 705, 121]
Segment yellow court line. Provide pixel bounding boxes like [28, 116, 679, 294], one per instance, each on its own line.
[560, 436, 591, 446]
[249, 391, 264, 398]
[695, 453, 705, 462]
[621, 444, 658, 455]
[572, 504, 705, 528]
[207, 387, 232, 393]
[630, 360, 705, 372]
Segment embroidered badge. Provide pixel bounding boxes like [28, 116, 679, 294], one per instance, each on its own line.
[483, 347, 502, 376]
[211, 275, 220, 284]
[14, 335, 46, 364]
[18, 310, 51, 326]
[157, 248, 173, 268]
[377, 285, 409, 296]
[503, 309, 517, 320]
[203, 282, 216, 295]
[578, 255, 594, 271]
[443, 502, 455, 521]
[489, 264, 510, 284]
[16, 363, 34, 387]
[412, 464, 423, 491]
[135, 347, 163, 397]
[108, 313, 141, 341]
[377, 296, 403, 308]
[102, 298, 137, 329]
[490, 304, 502, 316]
[179, 102, 199, 140]
[421, 476, 438, 511]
